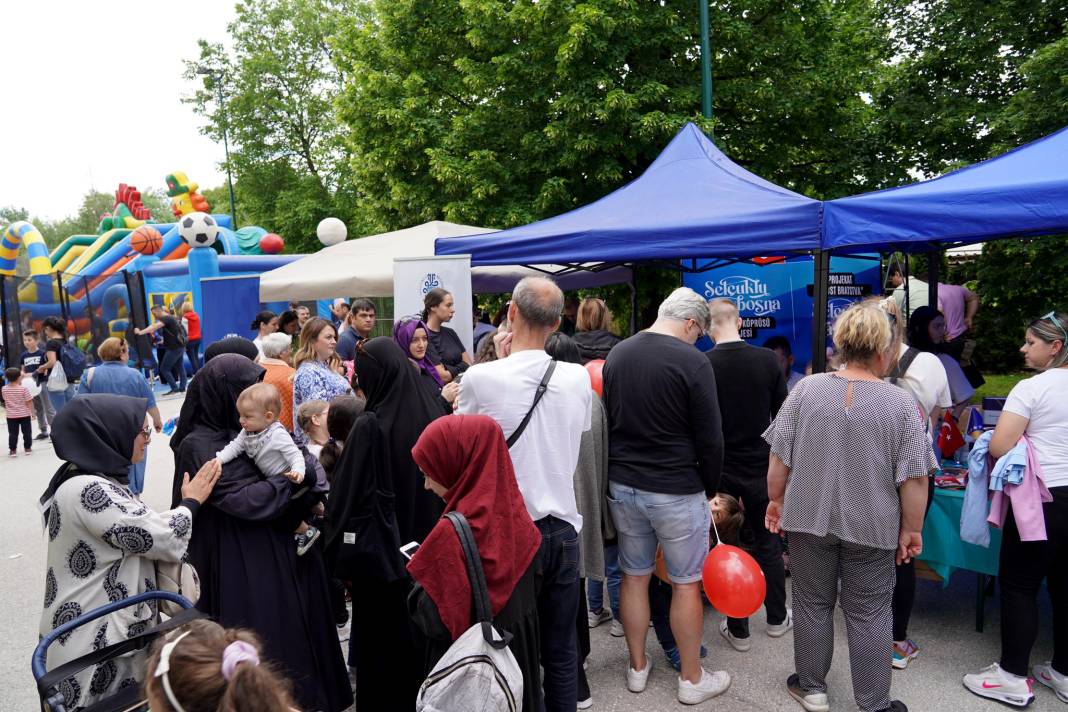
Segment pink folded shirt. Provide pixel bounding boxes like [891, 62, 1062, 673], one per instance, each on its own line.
[988, 436, 1053, 541]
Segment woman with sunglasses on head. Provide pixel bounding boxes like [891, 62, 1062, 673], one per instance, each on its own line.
[964, 311, 1068, 707]
[75, 337, 163, 496]
[38, 395, 221, 710]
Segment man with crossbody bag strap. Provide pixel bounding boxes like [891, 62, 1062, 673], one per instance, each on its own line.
[457, 277, 592, 712]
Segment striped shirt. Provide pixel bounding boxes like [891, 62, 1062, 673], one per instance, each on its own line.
[2, 384, 33, 419]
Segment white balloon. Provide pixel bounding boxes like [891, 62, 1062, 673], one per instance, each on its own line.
[317, 217, 347, 246]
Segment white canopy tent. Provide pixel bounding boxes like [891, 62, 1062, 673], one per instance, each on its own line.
[259, 221, 630, 301]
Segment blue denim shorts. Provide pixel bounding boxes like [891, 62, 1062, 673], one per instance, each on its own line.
[606, 483, 711, 584]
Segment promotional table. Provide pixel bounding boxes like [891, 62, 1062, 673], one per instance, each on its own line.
[919, 488, 1002, 631]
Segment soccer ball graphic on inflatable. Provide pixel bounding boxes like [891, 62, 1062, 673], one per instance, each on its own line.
[178, 212, 219, 248]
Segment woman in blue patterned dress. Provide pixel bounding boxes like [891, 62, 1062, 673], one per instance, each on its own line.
[292, 318, 353, 439]
[38, 394, 220, 710]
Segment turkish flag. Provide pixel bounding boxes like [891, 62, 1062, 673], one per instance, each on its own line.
[752, 256, 786, 266]
[938, 411, 965, 455]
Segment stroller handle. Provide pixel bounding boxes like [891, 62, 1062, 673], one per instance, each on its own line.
[32, 590, 193, 681]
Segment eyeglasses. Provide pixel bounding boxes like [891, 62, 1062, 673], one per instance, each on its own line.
[140, 425, 153, 441]
[1043, 311, 1068, 342]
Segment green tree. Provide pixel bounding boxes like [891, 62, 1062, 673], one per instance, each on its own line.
[872, 0, 1066, 175]
[333, 0, 890, 233]
[183, 0, 359, 253]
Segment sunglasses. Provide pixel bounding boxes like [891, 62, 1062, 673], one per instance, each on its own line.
[1042, 311, 1068, 342]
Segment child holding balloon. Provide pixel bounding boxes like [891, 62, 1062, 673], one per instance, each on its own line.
[650, 494, 746, 670]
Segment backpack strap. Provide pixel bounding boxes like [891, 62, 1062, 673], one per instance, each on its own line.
[888, 346, 920, 386]
[446, 511, 512, 649]
[506, 360, 556, 448]
[86, 367, 95, 389]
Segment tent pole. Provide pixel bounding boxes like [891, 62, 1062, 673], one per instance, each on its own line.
[699, 0, 713, 121]
[927, 248, 940, 307]
[811, 250, 830, 373]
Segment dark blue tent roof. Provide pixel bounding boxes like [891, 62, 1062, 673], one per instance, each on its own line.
[824, 126, 1068, 253]
[436, 123, 822, 265]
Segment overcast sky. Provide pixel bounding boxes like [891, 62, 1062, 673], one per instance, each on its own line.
[1, 1, 236, 221]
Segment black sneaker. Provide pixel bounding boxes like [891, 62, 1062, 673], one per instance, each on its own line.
[162, 390, 180, 396]
[879, 703, 908, 712]
[35, 433, 50, 441]
[296, 526, 321, 556]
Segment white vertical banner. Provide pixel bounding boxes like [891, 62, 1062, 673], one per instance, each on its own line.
[393, 255, 473, 354]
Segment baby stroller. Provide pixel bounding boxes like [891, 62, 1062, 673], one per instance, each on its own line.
[32, 591, 203, 712]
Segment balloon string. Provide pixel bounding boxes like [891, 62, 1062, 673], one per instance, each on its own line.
[710, 506, 721, 547]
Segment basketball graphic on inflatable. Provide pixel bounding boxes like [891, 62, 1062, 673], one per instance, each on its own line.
[130, 225, 163, 255]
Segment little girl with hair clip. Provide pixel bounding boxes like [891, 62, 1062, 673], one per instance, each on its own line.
[146, 619, 297, 712]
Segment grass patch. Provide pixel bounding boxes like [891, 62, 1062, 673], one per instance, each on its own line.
[973, 372, 1029, 401]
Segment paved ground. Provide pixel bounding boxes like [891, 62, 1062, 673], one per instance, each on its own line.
[2, 393, 1061, 710]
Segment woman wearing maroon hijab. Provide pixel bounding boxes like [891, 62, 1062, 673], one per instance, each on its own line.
[408, 414, 543, 712]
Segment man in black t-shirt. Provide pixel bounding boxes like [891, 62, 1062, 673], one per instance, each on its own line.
[136, 305, 187, 395]
[602, 288, 730, 704]
[19, 330, 53, 438]
[707, 298, 790, 650]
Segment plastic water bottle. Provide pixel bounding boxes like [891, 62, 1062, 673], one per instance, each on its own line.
[162, 417, 178, 436]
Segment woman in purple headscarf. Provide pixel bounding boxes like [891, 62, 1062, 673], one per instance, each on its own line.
[393, 317, 452, 415]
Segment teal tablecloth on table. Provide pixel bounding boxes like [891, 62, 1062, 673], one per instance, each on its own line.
[919, 488, 1002, 584]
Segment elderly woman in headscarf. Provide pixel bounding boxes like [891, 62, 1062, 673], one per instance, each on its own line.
[325, 337, 445, 709]
[39, 394, 221, 710]
[408, 414, 543, 712]
[170, 353, 353, 712]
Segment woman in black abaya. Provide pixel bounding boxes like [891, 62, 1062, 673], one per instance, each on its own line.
[325, 337, 445, 709]
[357, 337, 446, 544]
[170, 354, 352, 712]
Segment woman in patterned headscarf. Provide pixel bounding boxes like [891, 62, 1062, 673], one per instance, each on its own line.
[38, 394, 220, 710]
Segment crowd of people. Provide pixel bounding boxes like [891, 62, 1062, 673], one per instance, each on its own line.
[13, 273, 1068, 712]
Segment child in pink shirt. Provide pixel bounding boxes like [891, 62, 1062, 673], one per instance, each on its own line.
[3, 367, 35, 456]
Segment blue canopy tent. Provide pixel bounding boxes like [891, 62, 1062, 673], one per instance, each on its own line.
[823, 125, 1068, 255]
[435, 122, 823, 270]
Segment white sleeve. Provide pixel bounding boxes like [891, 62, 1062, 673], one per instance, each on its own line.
[456, 369, 479, 414]
[1003, 377, 1036, 420]
[273, 428, 306, 475]
[216, 430, 248, 464]
[581, 377, 592, 433]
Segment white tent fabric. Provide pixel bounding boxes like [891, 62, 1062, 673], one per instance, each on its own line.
[259, 221, 630, 300]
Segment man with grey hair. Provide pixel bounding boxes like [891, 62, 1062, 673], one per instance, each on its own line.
[602, 287, 729, 704]
[458, 276, 592, 712]
[707, 298, 791, 652]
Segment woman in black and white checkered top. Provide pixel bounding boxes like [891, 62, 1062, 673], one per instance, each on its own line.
[763, 301, 935, 712]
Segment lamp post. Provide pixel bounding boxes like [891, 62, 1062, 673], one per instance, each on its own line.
[196, 66, 237, 228]
[699, 0, 713, 121]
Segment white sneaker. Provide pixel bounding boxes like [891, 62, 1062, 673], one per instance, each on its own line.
[719, 618, 751, 652]
[787, 674, 829, 712]
[577, 697, 593, 710]
[678, 668, 731, 705]
[626, 657, 652, 693]
[588, 608, 611, 628]
[963, 663, 1034, 707]
[1034, 662, 1068, 703]
[768, 609, 794, 638]
[610, 619, 625, 637]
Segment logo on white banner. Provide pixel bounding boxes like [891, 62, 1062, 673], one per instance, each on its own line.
[703, 276, 782, 316]
[421, 273, 441, 294]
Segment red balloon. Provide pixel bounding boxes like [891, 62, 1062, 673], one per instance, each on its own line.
[260, 233, 285, 254]
[584, 359, 605, 396]
[702, 544, 766, 618]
